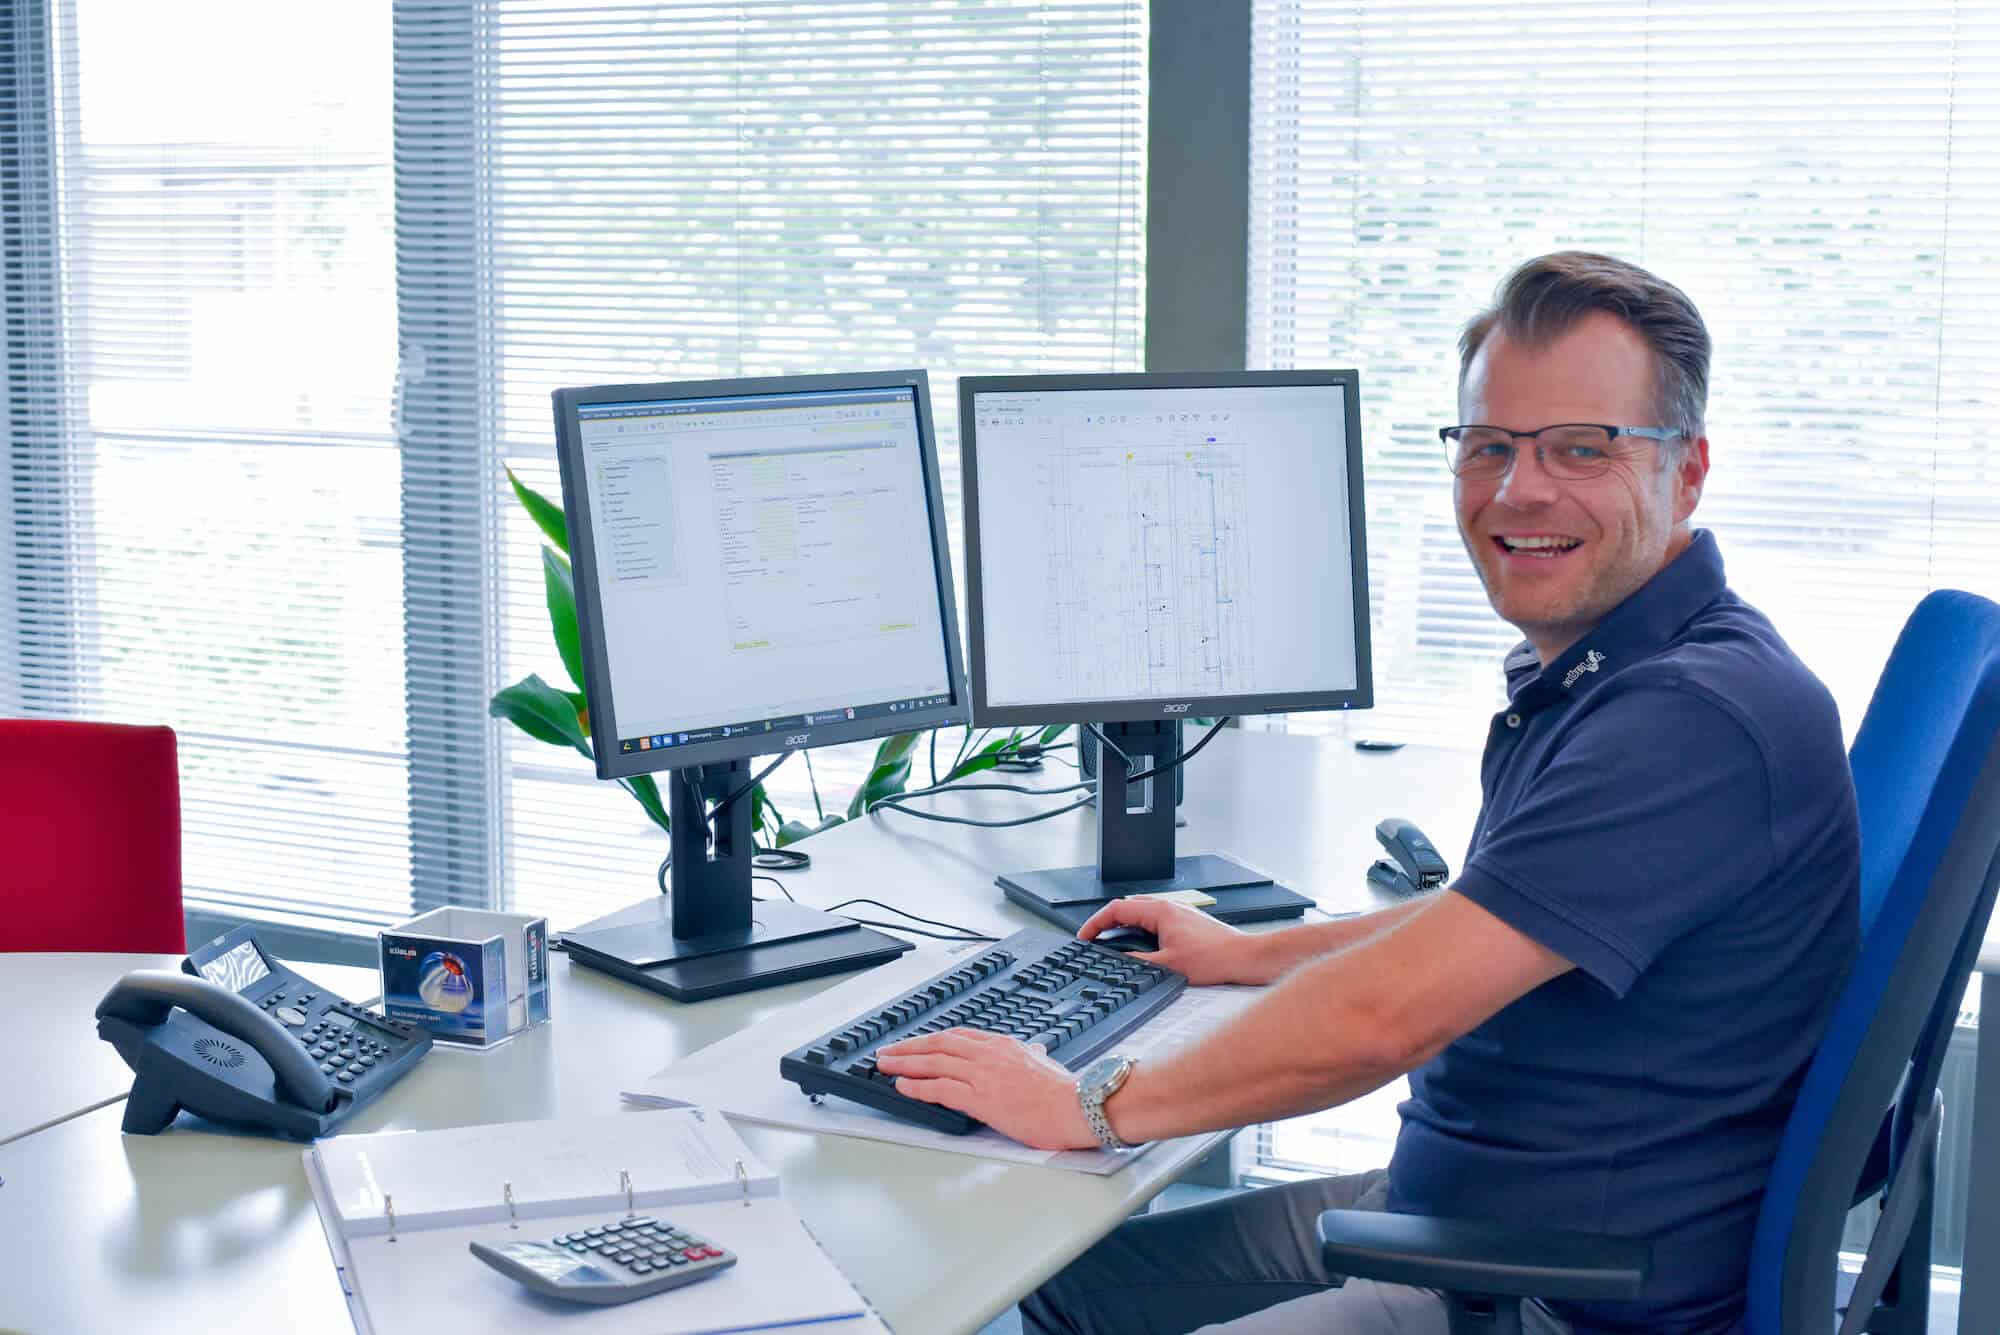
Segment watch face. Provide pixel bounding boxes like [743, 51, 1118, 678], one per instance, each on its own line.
[1079, 1055, 1129, 1099]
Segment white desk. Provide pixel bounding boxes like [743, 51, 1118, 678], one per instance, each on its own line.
[0, 954, 378, 1148]
[0, 731, 1456, 1335]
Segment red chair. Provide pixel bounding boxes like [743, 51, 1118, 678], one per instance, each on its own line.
[0, 719, 184, 953]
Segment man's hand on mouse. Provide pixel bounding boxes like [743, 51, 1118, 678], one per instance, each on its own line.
[1077, 897, 1259, 986]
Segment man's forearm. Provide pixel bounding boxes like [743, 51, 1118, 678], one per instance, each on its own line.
[1105, 945, 1416, 1142]
[1236, 898, 1428, 983]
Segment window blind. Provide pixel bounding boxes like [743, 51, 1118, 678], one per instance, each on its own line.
[457, 0, 1149, 928]
[6, 1, 414, 935]
[1244, 0, 1999, 1255]
[1249, 0, 2000, 749]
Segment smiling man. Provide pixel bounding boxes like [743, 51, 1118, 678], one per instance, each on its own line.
[878, 253, 1860, 1335]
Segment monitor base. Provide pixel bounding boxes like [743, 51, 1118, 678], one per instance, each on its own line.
[997, 853, 1313, 936]
[561, 899, 913, 1003]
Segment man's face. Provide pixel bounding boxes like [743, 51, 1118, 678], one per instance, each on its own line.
[1455, 310, 1709, 663]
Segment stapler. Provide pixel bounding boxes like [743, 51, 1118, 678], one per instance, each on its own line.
[1367, 817, 1449, 896]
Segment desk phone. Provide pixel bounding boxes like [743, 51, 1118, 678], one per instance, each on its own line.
[95, 924, 432, 1139]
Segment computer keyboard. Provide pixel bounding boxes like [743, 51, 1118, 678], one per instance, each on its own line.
[778, 927, 1186, 1134]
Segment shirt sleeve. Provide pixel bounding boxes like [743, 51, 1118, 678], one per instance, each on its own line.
[1455, 681, 1775, 997]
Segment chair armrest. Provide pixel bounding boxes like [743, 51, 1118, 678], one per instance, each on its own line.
[1317, 1209, 1650, 1301]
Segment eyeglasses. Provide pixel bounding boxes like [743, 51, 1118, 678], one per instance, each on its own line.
[1440, 423, 1683, 481]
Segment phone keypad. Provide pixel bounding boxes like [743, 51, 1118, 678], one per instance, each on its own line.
[300, 1017, 395, 1081]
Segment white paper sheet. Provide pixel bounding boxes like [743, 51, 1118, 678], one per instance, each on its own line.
[622, 946, 1266, 1173]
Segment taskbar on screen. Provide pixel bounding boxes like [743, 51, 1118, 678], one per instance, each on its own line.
[618, 693, 953, 757]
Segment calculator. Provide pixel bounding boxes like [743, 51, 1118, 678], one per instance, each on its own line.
[469, 1216, 736, 1306]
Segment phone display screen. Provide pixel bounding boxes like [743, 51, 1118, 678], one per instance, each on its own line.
[197, 940, 271, 993]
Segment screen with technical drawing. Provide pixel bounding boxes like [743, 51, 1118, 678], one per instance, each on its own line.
[966, 377, 1364, 716]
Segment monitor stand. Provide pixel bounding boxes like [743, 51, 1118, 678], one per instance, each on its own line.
[561, 760, 912, 1003]
[996, 721, 1313, 934]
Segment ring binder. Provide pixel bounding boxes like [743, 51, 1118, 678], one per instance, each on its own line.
[301, 1110, 876, 1334]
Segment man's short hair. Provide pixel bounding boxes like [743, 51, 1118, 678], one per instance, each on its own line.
[1459, 252, 1711, 439]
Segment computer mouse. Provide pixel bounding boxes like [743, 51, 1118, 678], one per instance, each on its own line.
[1089, 926, 1160, 953]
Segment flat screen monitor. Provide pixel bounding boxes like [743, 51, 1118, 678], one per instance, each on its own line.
[958, 370, 1372, 927]
[550, 369, 970, 1001]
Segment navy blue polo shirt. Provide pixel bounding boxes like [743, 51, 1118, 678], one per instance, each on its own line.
[1385, 530, 1860, 1335]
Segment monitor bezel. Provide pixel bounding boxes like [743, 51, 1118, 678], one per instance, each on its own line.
[959, 368, 1373, 728]
[553, 368, 970, 781]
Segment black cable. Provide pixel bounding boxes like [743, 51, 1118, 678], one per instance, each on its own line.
[888, 776, 1094, 802]
[1084, 722, 1135, 771]
[1129, 716, 1230, 783]
[1088, 717, 1233, 786]
[703, 750, 792, 825]
[753, 873, 796, 903]
[824, 897, 996, 941]
[868, 794, 1096, 829]
[841, 919, 999, 943]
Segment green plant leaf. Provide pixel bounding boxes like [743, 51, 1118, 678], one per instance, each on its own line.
[1039, 722, 1071, 745]
[507, 467, 569, 556]
[490, 674, 593, 759]
[565, 689, 590, 740]
[751, 782, 789, 847]
[620, 773, 670, 833]
[779, 815, 844, 846]
[847, 730, 923, 818]
[944, 729, 1025, 782]
[542, 545, 586, 695]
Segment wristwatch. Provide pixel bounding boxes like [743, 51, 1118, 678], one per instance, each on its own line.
[1077, 1054, 1140, 1151]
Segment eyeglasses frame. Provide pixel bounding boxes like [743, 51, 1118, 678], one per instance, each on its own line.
[1438, 423, 1685, 480]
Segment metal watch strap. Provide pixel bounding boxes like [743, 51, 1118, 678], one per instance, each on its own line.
[1079, 1055, 1137, 1151]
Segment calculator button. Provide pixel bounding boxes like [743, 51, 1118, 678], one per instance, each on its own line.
[666, 1253, 690, 1265]
[337, 1072, 356, 1084]
[630, 1261, 654, 1274]
[584, 1227, 605, 1237]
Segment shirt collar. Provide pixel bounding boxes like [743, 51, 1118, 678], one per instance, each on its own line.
[1504, 528, 1727, 705]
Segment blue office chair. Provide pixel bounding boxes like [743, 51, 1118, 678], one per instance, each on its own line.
[1316, 589, 2000, 1334]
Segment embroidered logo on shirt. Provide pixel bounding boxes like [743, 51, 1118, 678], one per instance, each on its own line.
[1562, 649, 1607, 689]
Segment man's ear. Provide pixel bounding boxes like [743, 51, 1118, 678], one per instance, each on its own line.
[1672, 435, 1710, 524]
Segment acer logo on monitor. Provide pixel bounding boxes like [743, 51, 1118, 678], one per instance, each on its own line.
[1162, 702, 1192, 714]
[785, 733, 811, 747]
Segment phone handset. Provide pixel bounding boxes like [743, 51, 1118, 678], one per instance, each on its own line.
[96, 970, 338, 1116]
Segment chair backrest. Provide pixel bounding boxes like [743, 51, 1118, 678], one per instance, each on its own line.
[1747, 591, 2000, 1334]
[0, 719, 185, 953]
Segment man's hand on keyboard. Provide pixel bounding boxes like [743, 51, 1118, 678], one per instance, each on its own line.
[875, 1028, 1099, 1151]
[1078, 898, 1254, 986]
